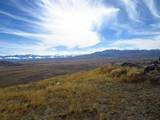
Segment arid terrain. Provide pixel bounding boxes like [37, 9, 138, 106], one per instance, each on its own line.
[0, 0, 160, 119]
[0, 58, 160, 120]
[0, 58, 147, 87]
[0, 59, 111, 87]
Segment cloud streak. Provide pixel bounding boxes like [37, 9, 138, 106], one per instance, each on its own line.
[143, 0, 160, 18]
[39, 0, 119, 48]
[110, 38, 160, 49]
[121, 0, 140, 22]
[1, 0, 119, 49]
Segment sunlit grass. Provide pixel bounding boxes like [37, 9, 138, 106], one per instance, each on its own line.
[0, 64, 160, 119]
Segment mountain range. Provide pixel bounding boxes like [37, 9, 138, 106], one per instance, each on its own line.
[0, 50, 160, 60]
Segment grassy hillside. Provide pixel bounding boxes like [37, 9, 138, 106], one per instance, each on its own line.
[0, 64, 160, 120]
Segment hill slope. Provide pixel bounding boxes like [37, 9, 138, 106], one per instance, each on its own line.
[0, 64, 160, 120]
[74, 49, 160, 60]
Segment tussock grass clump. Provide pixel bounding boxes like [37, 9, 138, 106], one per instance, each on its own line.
[123, 72, 146, 83]
[97, 64, 146, 83]
[110, 68, 127, 77]
[97, 64, 117, 75]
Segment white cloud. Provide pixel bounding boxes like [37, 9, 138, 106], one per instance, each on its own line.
[110, 38, 160, 49]
[121, 0, 140, 22]
[2, 0, 159, 55]
[1, 0, 119, 50]
[37, 0, 119, 48]
[0, 11, 30, 23]
[0, 40, 108, 56]
[10, 0, 43, 19]
[143, 0, 160, 18]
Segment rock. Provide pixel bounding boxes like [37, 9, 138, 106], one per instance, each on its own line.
[153, 60, 159, 65]
[56, 82, 61, 86]
[144, 64, 156, 74]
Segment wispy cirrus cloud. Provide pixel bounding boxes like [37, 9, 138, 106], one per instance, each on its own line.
[0, 0, 159, 55]
[120, 0, 140, 22]
[0, 0, 119, 50]
[143, 0, 160, 18]
[110, 38, 160, 49]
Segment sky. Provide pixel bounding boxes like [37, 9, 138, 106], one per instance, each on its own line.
[0, 0, 160, 55]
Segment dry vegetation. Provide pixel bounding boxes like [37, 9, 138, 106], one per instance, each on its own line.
[0, 60, 107, 87]
[0, 64, 160, 120]
[97, 65, 146, 83]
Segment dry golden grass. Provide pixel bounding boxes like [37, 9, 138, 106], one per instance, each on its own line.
[97, 64, 146, 83]
[0, 64, 160, 120]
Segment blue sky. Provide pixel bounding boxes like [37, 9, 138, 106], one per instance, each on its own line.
[0, 0, 160, 55]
